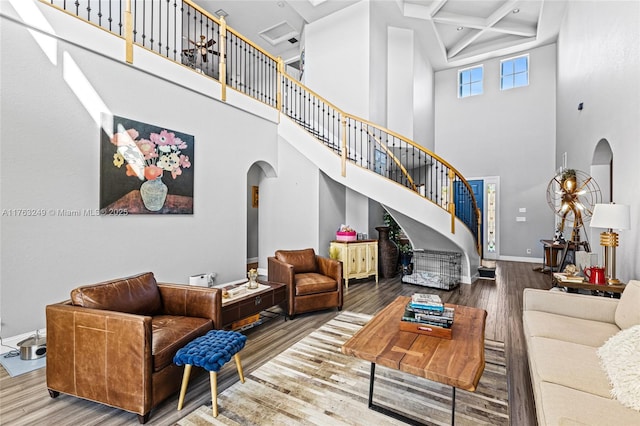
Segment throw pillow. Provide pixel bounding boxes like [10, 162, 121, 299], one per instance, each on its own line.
[597, 324, 640, 411]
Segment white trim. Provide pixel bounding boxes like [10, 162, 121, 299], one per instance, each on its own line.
[247, 257, 259, 264]
[499, 255, 542, 264]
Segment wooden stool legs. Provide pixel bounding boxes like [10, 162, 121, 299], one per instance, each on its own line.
[176, 354, 245, 417]
[177, 364, 192, 410]
[210, 371, 218, 417]
[234, 353, 245, 383]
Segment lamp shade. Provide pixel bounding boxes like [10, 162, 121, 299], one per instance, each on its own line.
[590, 203, 631, 230]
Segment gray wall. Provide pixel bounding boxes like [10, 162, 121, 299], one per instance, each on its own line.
[434, 44, 557, 260]
[556, 1, 640, 282]
[0, 8, 277, 336]
[319, 171, 346, 258]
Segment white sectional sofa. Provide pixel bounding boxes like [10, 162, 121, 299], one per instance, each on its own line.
[523, 280, 640, 425]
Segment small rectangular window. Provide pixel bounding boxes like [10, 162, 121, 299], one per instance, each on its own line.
[458, 65, 483, 98]
[501, 55, 529, 90]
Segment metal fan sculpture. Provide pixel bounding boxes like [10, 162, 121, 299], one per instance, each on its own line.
[182, 35, 216, 63]
[546, 169, 602, 243]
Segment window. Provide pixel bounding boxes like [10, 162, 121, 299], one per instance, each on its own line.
[458, 66, 483, 98]
[501, 55, 529, 90]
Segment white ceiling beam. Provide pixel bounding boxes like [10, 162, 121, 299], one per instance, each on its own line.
[446, 0, 523, 59]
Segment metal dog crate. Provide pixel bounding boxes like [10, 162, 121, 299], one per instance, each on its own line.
[402, 249, 462, 290]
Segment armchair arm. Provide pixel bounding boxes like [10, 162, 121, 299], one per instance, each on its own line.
[523, 288, 618, 324]
[317, 256, 343, 287]
[157, 284, 222, 328]
[268, 256, 296, 313]
[46, 302, 153, 415]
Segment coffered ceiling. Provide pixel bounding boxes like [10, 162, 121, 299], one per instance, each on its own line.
[193, 0, 567, 70]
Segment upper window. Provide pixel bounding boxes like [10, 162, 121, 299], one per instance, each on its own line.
[501, 55, 529, 90]
[458, 66, 483, 98]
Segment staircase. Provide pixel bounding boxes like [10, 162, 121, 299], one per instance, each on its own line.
[36, 0, 481, 283]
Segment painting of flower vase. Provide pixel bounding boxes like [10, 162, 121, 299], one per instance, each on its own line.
[100, 115, 194, 214]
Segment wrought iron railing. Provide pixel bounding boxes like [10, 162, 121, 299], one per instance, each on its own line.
[40, 0, 480, 253]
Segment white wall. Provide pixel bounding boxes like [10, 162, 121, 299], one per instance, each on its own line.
[258, 137, 320, 267]
[304, 1, 370, 118]
[413, 36, 434, 151]
[556, 1, 640, 282]
[435, 44, 557, 260]
[0, 2, 278, 337]
[387, 26, 414, 139]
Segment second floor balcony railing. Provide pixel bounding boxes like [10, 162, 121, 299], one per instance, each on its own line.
[41, 0, 481, 253]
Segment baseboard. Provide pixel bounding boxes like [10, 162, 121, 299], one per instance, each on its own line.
[1, 328, 46, 355]
[499, 255, 542, 264]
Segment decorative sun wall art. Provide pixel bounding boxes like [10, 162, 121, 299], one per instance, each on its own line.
[100, 115, 194, 214]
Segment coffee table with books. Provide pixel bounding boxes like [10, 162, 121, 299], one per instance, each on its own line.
[341, 295, 486, 425]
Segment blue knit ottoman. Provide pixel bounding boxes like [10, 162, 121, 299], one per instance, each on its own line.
[173, 329, 247, 417]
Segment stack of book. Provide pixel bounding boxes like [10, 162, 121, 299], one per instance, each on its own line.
[402, 294, 454, 329]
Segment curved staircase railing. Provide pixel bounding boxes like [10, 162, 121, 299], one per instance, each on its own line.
[41, 0, 480, 254]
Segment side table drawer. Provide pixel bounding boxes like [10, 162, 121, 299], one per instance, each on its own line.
[238, 292, 274, 318]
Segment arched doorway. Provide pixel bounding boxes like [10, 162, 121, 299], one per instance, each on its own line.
[589, 138, 613, 245]
[591, 138, 613, 202]
[246, 161, 277, 272]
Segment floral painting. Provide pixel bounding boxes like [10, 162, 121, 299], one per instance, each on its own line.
[100, 115, 194, 214]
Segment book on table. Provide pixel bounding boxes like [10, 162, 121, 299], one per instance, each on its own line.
[410, 293, 444, 312]
[553, 272, 585, 283]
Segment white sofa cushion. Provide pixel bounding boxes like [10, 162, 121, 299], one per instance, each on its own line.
[598, 324, 640, 411]
[615, 280, 640, 330]
[528, 336, 612, 399]
[523, 310, 620, 347]
[538, 382, 640, 425]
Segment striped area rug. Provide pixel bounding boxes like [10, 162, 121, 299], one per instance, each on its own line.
[178, 311, 508, 426]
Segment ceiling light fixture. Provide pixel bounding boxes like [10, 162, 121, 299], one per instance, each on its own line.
[215, 9, 228, 18]
[457, 26, 464, 31]
[512, 8, 520, 14]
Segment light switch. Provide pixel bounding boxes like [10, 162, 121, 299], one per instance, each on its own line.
[516, 216, 526, 222]
[519, 207, 527, 213]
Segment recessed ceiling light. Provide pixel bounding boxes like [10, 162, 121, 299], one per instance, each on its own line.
[457, 26, 464, 31]
[512, 8, 520, 14]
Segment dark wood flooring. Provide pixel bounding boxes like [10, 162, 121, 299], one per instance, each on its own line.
[0, 260, 550, 425]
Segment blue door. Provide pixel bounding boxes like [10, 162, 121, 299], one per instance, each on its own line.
[454, 179, 484, 251]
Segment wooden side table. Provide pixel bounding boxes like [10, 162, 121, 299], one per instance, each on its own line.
[553, 274, 625, 298]
[329, 240, 378, 288]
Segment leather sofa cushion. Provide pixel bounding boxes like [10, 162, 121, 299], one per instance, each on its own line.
[276, 248, 318, 274]
[71, 272, 162, 316]
[295, 272, 337, 296]
[152, 315, 213, 372]
[615, 280, 640, 330]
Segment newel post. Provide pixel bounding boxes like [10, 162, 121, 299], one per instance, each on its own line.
[124, 0, 133, 63]
[219, 16, 227, 101]
[448, 170, 456, 234]
[276, 57, 284, 119]
[341, 117, 347, 177]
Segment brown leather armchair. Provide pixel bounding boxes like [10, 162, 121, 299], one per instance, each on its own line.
[268, 248, 343, 319]
[46, 272, 222, 423]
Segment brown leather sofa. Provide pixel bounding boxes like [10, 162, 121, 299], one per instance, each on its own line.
[268, 248, 343, 319]
[46, 272, 222, 423]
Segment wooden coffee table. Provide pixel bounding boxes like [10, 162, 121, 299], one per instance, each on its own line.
[341, 296, 487, 425]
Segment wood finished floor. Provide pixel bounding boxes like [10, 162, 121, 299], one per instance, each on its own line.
[0, 260, 550, 426]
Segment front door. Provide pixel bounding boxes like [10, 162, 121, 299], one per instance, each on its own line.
[454, 179, 484, 253]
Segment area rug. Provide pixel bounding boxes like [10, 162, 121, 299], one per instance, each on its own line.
[0, 353, 46, 377]
[178, 311, 508, 426]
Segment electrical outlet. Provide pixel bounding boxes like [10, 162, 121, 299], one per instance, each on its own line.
[526, 248, 532, 254]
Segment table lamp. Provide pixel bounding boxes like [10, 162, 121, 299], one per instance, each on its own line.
[590, 203, 630, 284]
